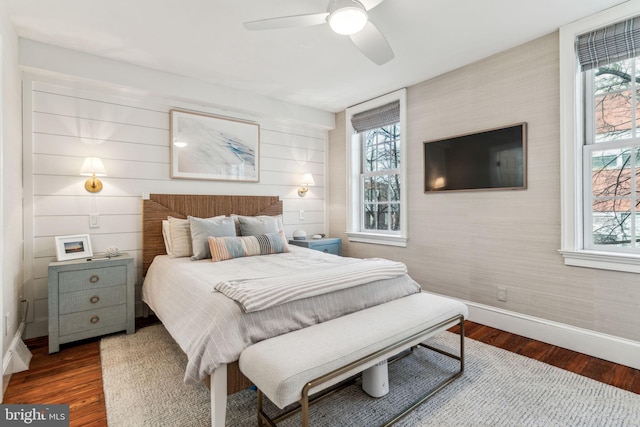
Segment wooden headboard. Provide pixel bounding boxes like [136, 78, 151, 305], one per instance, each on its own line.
[142, 194, 283, 275]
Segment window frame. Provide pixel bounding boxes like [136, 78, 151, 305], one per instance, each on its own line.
[583, 61, 640, 252]
[360, 123, 401, 234]
[345, 89, 408, 247]
[559, 2, 640, 273]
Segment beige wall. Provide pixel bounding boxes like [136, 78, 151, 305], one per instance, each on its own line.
[329, 32, 640, 342]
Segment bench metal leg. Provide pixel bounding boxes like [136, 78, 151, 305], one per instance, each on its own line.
[382, 319, 465, 426]
[255, 315, 465, 426]
[258, 389, 276, 427]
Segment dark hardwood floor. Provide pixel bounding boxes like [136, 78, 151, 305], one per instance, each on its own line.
[4, 319, 639, 426]
[453, 322, 640, 393]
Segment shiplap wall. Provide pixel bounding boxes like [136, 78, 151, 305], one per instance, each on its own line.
[23, 76, 327, 338]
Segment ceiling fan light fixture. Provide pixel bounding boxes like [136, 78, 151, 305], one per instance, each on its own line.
[328, 1, 368, 35]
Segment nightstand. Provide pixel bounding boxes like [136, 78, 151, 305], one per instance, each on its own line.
[48, 253, 135, 353]
[288, 237, 342, 256]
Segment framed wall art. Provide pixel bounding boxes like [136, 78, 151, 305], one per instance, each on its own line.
[170, 109, 260, 182]
[55, 234, 93, 261]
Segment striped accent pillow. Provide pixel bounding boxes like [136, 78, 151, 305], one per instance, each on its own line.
[208, 231, 289, 262]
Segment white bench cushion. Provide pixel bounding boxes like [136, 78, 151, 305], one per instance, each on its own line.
[239, 292, 468, 408]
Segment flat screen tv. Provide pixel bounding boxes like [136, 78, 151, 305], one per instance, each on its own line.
[423, 123, 527, 192]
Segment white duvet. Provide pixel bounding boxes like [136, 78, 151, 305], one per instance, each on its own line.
[142, 245, 421, 384]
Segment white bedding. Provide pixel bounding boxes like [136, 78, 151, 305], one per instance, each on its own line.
[215, 257, 408, 313]
[142, 245, 421, 384]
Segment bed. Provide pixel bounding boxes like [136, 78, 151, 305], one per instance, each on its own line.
[140, 194, 425, 425]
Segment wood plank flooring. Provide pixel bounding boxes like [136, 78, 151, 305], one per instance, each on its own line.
[456, 322, 640, 393]
[3, 319, 639, 426]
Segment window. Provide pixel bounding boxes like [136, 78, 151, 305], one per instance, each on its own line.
[559, 3, 640, 273]
[346, 89, 407, 247]
[584, 59, 640, 252]
[362, 123, 401, 232]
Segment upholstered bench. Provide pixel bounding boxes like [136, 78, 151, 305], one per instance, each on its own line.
[239, 292, 468, 426]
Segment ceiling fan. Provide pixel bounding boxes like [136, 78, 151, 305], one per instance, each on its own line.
[243, 0, 394, 65]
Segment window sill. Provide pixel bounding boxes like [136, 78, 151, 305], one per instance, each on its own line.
[559, 249, 640, 274]
[346, 232, 407, 247]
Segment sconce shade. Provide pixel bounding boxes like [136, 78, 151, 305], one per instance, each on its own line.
[298, 173, 315, 197]
[301, 173, 315, 186]
[80, 157, 107, 193]
[80, 157, 107, 177]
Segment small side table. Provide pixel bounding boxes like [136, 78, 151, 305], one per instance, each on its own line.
[48, 253, 135, 353]
[288, 237, 342, 256]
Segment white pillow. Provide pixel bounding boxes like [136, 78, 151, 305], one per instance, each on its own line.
[162, 220, 172, 254]
[167, 216, 192, 258]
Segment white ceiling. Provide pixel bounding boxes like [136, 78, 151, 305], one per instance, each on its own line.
[7, 0, 628, 113]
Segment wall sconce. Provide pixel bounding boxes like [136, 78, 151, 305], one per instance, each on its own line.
[298, 173, 315, 197]
[80, 157, 107, 193]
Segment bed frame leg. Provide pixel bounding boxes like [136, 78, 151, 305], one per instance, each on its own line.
[211, 364, 228, 427]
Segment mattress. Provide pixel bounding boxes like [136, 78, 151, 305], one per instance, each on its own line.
[141, 245, 421, 384]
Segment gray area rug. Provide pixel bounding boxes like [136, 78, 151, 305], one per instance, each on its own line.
[101, 324, 640, 426]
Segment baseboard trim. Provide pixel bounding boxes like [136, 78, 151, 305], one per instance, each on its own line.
[464, 300, 640, 370]
[2, 348, 11, 398]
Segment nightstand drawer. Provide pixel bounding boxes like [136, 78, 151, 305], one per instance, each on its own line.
[288, 237, 342, 256]
[59, 304, 127, 336]
[49, 253, 135, 353]
[311, 242, 340, 255]
[59, 285, 127, 314]
[59, 265, 127, 293]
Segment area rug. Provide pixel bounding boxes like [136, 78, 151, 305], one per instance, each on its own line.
[101, 324, 640, 426]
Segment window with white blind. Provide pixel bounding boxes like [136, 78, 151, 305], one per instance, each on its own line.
[559, 3, 640, 273]
[583, 58, 640, 252]
[345, 89, 407, 247]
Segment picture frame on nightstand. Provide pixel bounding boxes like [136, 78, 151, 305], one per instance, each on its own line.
[54, 234, 93, 261]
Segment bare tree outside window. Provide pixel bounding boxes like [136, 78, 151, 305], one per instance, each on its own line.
[588, 58, 640, 248]
[362, 124, 401, 232]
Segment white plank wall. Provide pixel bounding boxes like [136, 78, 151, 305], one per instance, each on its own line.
[23, 77, 328, 338]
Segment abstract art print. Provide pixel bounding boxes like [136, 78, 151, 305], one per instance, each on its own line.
[170, 109, 260, 182]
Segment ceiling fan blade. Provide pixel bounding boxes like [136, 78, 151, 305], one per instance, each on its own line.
[358, 0, 385, 11]
[349, 21, 394, 65]
[244, 13, 329, 31]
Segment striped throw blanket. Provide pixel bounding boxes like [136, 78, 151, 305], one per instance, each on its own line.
[214, 258, 408, 313]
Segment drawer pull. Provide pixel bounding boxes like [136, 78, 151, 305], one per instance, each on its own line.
[90, 315, 100, 324]
[89, 295, 100, 304]
[89, 275, 100, 284]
